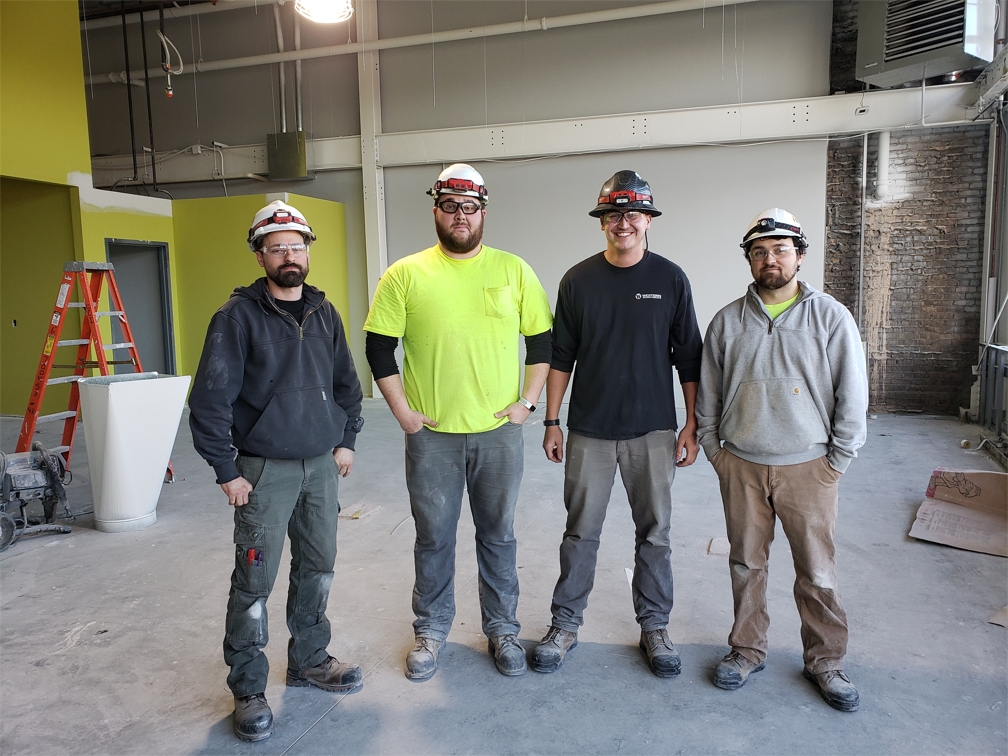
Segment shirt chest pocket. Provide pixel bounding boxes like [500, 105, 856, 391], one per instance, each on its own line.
[484, 286, 515, 319]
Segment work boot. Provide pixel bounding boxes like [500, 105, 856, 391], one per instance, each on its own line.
[233, 693, 274, 742]
[803, 669, 860, 712]
[639, 628, 682, 678]
[529, 626, 578, 673]
[713, 650, 765, 690]
[286, 655, 363, 692]
[488, 634, 527, 676]
[405, 637, 446, 682]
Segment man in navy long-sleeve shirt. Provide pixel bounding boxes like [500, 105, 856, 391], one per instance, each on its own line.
[529, 171, 703, 679]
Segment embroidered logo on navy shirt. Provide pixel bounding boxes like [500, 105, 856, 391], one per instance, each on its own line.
[636, 293, 662, 300]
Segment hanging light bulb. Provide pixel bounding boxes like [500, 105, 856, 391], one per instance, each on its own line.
[294, 0, 353, 24]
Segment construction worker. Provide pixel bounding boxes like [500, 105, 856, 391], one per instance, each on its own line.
[189, 201, 365, 741]
[364, 164, 553, 681]
[530, 170, 703, 678]
[696, 208, 867, 711]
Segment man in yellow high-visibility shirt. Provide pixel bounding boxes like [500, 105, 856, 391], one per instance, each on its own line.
[364, 164, 553, 681]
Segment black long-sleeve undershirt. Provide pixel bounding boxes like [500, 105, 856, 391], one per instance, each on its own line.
[365, 330, 552, 380]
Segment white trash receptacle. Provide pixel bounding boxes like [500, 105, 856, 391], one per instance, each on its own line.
[78, 372, 191, 533]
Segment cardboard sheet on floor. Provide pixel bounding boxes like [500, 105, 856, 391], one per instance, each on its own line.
[908, 469, 1008, 557]
[989, 607, 1008, 627]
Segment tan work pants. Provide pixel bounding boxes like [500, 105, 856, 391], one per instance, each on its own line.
[712, 449, 848, 674]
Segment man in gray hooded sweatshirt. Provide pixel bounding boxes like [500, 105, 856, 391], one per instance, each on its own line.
[696, 208, 867, 712]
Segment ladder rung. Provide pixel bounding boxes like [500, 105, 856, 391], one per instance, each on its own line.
[49, 446, 71, 455]
[36, 411, 77, 423]
[103, 342, 134, 350]
[57, 339, 91, 347]
[67, 302, 85, 308]
[96, 311, 124, 318]
[46, 375, 83, 385]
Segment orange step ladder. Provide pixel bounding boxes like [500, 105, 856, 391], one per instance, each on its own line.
[16, 262, 143, 470]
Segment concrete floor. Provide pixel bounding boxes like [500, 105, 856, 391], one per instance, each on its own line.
[1, 404, 1006, 755]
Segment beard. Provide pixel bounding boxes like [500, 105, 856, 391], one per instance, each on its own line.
[436, 214, 484, 254]
[757, 266, 797, 290]
[267, 261, 308, 289]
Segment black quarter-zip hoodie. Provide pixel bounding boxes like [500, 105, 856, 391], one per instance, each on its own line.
[189, 278, 363, 484]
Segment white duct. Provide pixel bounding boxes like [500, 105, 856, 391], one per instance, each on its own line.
[875, 130, 890, 200]
[87, 0, 761, 85]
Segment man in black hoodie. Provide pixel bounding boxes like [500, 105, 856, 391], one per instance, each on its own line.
[189, 200, 364, 742]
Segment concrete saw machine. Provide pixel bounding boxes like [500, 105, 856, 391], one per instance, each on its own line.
[0, 442, 73, 552]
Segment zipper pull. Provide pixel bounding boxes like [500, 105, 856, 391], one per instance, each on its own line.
[767, 320, 773, 335]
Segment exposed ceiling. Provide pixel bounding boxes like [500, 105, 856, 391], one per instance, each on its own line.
[80, 0, 216, 22]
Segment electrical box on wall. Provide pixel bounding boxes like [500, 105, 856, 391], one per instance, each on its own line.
[267, 131, 314, 180]
[856, 0, 996, 87]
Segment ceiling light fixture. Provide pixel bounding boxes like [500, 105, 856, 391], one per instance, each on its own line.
[294, 0, 354, 24]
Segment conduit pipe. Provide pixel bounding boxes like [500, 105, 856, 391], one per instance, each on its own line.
[295, 12, 304, 132]
[875, 130, 890, 200]
[273, 3, 288, 133]
[87, 0, 762, 85]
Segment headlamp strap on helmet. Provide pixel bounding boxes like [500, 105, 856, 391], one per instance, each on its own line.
[599, 189, 652, 206]
[431, 177, 487, 198]
[745, 217, 801, 241]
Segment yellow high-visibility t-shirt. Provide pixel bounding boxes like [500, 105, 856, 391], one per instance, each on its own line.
[364, 245, 553, 434]
[764, 292, 800, 320]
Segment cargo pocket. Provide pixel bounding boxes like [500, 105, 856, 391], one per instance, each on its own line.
[484, 286, 515, 319]
[233, 521, 268, 596]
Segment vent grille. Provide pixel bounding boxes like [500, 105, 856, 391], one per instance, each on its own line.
[884, 0, 965, 63]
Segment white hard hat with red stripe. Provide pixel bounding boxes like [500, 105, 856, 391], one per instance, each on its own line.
[426, 163, 488, 202]
[741, 208, 807, 250]
[247, 200, 316, 251]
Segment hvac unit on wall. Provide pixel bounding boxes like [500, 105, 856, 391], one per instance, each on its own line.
[857, 0, 997, 87]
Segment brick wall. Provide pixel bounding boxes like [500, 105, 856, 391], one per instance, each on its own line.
[824, 126, 990, 414]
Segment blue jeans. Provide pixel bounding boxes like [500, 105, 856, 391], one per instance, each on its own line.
[405, 422, 524, 641]
[223, 453, 341, 697]
[550, 430, 677, 633]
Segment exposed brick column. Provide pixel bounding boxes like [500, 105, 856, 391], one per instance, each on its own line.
[825, 126, 989, 414]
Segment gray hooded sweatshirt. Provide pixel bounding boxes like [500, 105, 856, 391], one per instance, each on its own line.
[696, 281, 867, 473]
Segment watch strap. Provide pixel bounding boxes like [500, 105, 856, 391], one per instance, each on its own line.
[543, 418, 560, 427]
[518, 396, 536, 412]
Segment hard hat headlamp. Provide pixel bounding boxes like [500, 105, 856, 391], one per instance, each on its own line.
[428, 177, 488, 199]
[744, 217, 802, 242]
[599, 189, 652, 207]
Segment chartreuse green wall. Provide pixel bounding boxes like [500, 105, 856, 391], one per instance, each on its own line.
[171, 194, 349, 380]
[0, 1, 91, 185]
[0, 179, 82, 416]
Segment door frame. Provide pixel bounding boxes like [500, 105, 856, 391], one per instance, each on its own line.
[104, 238, 176, 375]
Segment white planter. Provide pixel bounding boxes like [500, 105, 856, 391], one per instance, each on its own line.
[78, 373, 191, 533]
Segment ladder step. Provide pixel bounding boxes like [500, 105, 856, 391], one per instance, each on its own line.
[104, 342, 134, 350]
[57, 339, 91, 347]
[49, 446, 71, 455]
[96, 311, 124, 318]
[67, 302, 85, 308]
[36, 411, 78, 423]
[46, 375, 83, 385]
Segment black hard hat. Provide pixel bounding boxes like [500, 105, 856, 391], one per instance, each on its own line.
[589, 170, 661, 218]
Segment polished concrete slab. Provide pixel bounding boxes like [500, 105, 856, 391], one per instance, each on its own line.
[1, 405, 1006, 754]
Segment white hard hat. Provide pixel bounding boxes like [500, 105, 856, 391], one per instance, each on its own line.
[247, 200, 316, 251]
[427, 163, 488, 202]
[741, 208, 807, 250]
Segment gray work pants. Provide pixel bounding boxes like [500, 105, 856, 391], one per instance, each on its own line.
[712, 449, 848, 674]
[550, 429, 677, 633]
[405, 423, 524, 641]
[223, 453, 341, 697]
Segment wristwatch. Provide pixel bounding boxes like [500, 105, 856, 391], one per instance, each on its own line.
[543, 419, 560, 427]
[517, 397, 536, 412]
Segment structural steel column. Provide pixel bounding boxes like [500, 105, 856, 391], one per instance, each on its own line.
[357, 0, 387, 304]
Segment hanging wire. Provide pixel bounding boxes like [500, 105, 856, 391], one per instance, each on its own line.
[431, 0, 436, 108]
[188, 4, 200, 130]
[266, 10, 278, 135]
[82, 1, 95, 99]
[484, 34, 488, 129]
[721, 0, 725, 81]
